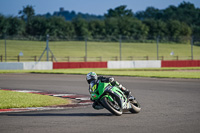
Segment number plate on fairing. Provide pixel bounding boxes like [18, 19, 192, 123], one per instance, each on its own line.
[123, 102, 131, 109]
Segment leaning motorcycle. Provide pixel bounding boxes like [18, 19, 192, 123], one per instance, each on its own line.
[89, 81, 141, 116]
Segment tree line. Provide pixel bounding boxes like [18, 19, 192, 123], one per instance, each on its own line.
[0, 2, 199, 42]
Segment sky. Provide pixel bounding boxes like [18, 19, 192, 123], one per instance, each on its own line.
[0, 0, 199, 16]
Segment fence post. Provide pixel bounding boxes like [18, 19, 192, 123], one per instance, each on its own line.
[67, 56, 70, 62]
[84, 56, 87, 62]
[156, 36, 159, 60]
[191, 36, 193, 60]
[34, 56, 37, 62]
[146, 56, 149, 60]
[161, 56, 164, 60]
[51, 55, 54, 62]
[176, 56, 179, 60]
[0, 55, 2, 62]
[99, 56, 102, 62]
[130, 56, 134, 60]
[119, 35, 122, 61]
[4, 35, 7, 62]
[18, 55, 20, 62]
[116, 56, 118, 61]
[85, 37, 87, 62]
[46, 34, 49, 61]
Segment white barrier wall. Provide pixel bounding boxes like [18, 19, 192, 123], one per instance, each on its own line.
[0, 62, 53, 70]
[0, 62, 24, 70]
[133, 61, 161, 68]
[23, 62, 53, 70]
[107, 61, 133, 69]
[108, 61, 161, 69]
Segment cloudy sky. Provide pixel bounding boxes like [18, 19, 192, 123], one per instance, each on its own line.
[0, 0, 199, 16]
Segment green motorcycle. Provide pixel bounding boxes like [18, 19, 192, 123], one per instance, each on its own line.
[90, 81, 141, 116]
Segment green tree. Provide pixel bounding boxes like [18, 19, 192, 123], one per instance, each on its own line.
[26, 16, 47, 36]
[166, 20, 191, 37]
[163, 5, 178, 20]
[118, 17, 149, 38]
[64, 21, 75, 37]
[47, 17, 75, 37]
[177, 2, 197, 25]
[105, 5, 133, 18]
[163, 2, 198, 25]
[135, 1, 200, 37]
[180, 22, 192, 36]
[104, 17, 119, 37]
[18, 5, 35, 22]
[0, 14, 8, 36]
[135, 7, 163, 20]
[192, 25, 200, 37]
[88, 20, 105, 37]
[72, 17, 90, 37]
[6, 16, 25, 35]
[143, 19, 167, 37]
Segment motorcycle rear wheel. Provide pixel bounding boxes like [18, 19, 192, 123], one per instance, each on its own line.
[101, 97, 123, 116]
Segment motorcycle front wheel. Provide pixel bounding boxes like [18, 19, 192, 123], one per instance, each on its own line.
[101, 96, 123, 116]
[129, 99, 141, 113]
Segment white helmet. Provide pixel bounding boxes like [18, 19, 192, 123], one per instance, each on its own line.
[86, 72, 97, 84]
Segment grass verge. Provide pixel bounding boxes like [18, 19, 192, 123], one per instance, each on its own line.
[0, 90, 69, 109]
[0, 67, 200, 79]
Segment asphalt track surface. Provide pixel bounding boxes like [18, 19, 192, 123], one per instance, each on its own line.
[0, 73, 200, 133]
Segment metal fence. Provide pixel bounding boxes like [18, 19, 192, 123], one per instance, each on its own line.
[0, 35, 199, 62]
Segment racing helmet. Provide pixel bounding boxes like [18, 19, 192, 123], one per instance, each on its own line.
[86, 72, 97, 84]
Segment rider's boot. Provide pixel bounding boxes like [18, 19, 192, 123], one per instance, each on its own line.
[119, 85, 135, 100]
[92, 102, 104, 110]
[123, 90, 135, 102]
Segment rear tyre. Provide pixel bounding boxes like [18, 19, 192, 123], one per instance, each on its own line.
[101, 97, 122, 116]
[129, 99, 141, 113]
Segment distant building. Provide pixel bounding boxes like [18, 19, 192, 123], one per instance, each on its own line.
[60, 7, 64, 12]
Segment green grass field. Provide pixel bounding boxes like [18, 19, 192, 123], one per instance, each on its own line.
[0, 40, 200, 61]
[0, 90, 69, 109]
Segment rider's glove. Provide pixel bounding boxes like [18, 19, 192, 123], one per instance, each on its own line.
[118, 84, 122, 88]
[119, 84, 126, 91]
[121, 86, 127, 91]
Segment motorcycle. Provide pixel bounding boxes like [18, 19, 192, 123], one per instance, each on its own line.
[89, 81, 141, 116]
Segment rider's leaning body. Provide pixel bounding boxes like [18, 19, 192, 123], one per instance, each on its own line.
[86, 72, 133, 110]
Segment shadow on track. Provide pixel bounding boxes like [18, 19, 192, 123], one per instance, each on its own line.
[6, 113, 113, 117]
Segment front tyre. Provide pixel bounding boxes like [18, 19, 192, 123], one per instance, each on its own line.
[101, 97, 122, 116]
[129, 99, 141, 113]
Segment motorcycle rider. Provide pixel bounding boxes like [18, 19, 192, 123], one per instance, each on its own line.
[86, 72, 134, 110]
